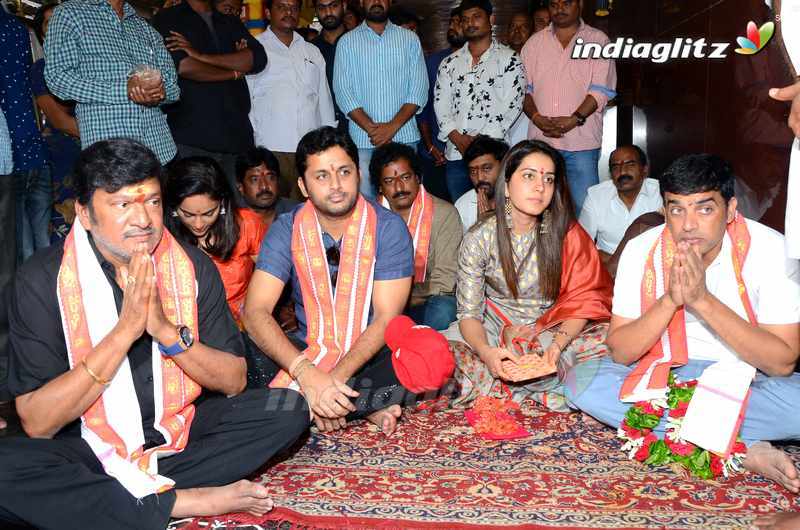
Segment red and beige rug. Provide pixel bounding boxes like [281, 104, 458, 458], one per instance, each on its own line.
[168, 398, 799, 529]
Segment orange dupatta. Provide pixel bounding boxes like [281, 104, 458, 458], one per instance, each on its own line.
[619, 213, 756, 400]
[381, 185, 434, 284]
[487, 222, 612, 345]
[270, 197, 378, 389]
[58, 223, 201, 497]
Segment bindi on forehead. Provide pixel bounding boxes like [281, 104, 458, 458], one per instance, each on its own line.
[120, 182, 160, 203]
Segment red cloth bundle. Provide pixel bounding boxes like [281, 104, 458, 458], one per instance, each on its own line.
[384, 316, 455, 393]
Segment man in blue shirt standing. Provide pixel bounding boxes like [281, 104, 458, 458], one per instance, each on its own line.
[333, 0, 428, 199]
[0, 7, 51, 267]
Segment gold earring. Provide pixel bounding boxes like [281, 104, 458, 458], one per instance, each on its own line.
[540, 209, 551, 234]
[505, 197, 512, 216]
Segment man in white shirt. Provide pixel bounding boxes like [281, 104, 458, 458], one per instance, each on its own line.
[579, 145, 663, 265]
[433, 0, 524, 202]
[247, 0, 336, 199]
[767, 0, 800, 261]
[454, 135, 508, 233]
[565, 154, 800, 493]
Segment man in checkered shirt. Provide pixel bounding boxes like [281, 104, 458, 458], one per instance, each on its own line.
[44, 0, 180, 164]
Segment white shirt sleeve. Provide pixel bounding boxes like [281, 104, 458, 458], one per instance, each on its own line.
[315, 48, 336, 128]
[578, 191, 599, 242]
[611, 232, 652, 319]
[752, 240, 800, 325]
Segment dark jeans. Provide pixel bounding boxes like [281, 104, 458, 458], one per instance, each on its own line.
[244, 334, 413, 421]
[0, 388, 310, 530]
[175, 144, 243, 206]
[13, 166, 52, 265]
[445, 159, 472, 203]
[406, 294, 457, 331]
[0, 175, 13, 403]
[417, 145, 450, 202]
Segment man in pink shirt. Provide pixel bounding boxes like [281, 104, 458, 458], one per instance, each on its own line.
[520, 0, 616, 213]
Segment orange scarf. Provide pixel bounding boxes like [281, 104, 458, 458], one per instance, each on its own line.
[270, 197, 378, 389]
[58, 223, 201, 497]
[486, 222, 612, 344]
[619, 213, 756, 400]
[381, 186, 434, 284]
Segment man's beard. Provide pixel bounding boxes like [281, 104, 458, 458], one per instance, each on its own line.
[447, 31, 466, 48]
[365, 4, 388, 22]
[476, 181, 495, 199]
[320, 14, 342, 30]
[314, 191, 358, 218]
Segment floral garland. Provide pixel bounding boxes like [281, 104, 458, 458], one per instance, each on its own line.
[617, 373, 747, 479]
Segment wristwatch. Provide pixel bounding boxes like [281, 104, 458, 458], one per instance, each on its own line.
[158, 325, 194, 356]
[572, 111, 587, 126]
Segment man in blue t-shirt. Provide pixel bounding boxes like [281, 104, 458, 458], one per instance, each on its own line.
[243, 126, 415, 436]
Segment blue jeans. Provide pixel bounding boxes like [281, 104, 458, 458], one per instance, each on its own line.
[565, 356, 800, 446]
[558, 148, 600, 215]
[406, 295, 457, 331]
[359, 142, 418, 200]
[14, 166, 52, 265]
[445, 160, 472, 202]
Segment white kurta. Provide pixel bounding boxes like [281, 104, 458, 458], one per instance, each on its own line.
[780, 0, 800, 257]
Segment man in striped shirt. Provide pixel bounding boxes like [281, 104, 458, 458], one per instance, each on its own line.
[520, 0, 616, 213]
[333, 0, 428, 199]
[44, 0, 180, 165]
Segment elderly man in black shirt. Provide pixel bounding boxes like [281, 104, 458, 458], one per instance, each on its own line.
[153, 0, 267, 198]
[0, 139, 308, 530]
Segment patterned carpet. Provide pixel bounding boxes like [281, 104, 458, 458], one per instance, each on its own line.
[168, 398, 799, 529]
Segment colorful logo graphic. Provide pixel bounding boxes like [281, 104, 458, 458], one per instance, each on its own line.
[735, 21, 774, 54]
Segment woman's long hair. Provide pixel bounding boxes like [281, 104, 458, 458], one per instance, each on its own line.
[494, 140, 575, 301]
[164, 157, 240, 261]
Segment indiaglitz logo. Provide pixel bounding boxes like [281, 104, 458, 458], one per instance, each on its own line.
[734, 21, 775, 54]
[572, 20, 775, 62]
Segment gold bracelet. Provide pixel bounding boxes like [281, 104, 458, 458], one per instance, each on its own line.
[288, 356, 307, 378]
[81, 359, 111, 387]
[292, 359, 313, 381]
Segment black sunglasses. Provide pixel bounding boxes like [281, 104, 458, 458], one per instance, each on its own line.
[326, 245, 340, 288]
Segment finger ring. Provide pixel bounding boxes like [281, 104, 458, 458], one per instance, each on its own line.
[127, 276, 136, 286]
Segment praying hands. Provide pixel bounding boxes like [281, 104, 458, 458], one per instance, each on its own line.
[117, 244, 176, 346]
[665, 241, 710, 311]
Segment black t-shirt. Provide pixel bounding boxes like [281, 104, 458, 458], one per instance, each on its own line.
[7, 236, 245, 446]
[152, 4, 268, 153]
[310, 32, 348, 131]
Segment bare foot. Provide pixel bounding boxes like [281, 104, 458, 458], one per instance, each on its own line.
[0, 416, 6, 430]
[744, 442, 800, 493]
[752, 512, 800, 530]
[173, 479, 274, 518]
[367, 404, 402, 435]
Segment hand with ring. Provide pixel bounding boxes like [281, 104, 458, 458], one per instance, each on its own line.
[116, 244, 153, 343]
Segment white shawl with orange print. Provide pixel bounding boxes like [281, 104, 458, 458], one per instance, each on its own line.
[57, 222, 201, 498]
[270, 197, 378, 390]
[381, 185, 434, 284]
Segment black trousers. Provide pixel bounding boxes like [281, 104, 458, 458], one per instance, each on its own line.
[244, 334, 415, 422]
[0, 174, 15, 403]
[0, 388, 310, 530]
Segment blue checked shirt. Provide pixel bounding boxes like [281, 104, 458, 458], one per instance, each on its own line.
[333, 21, 428, 149]
[44, 0, 180, 164]
[0, 108, 12, 175]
